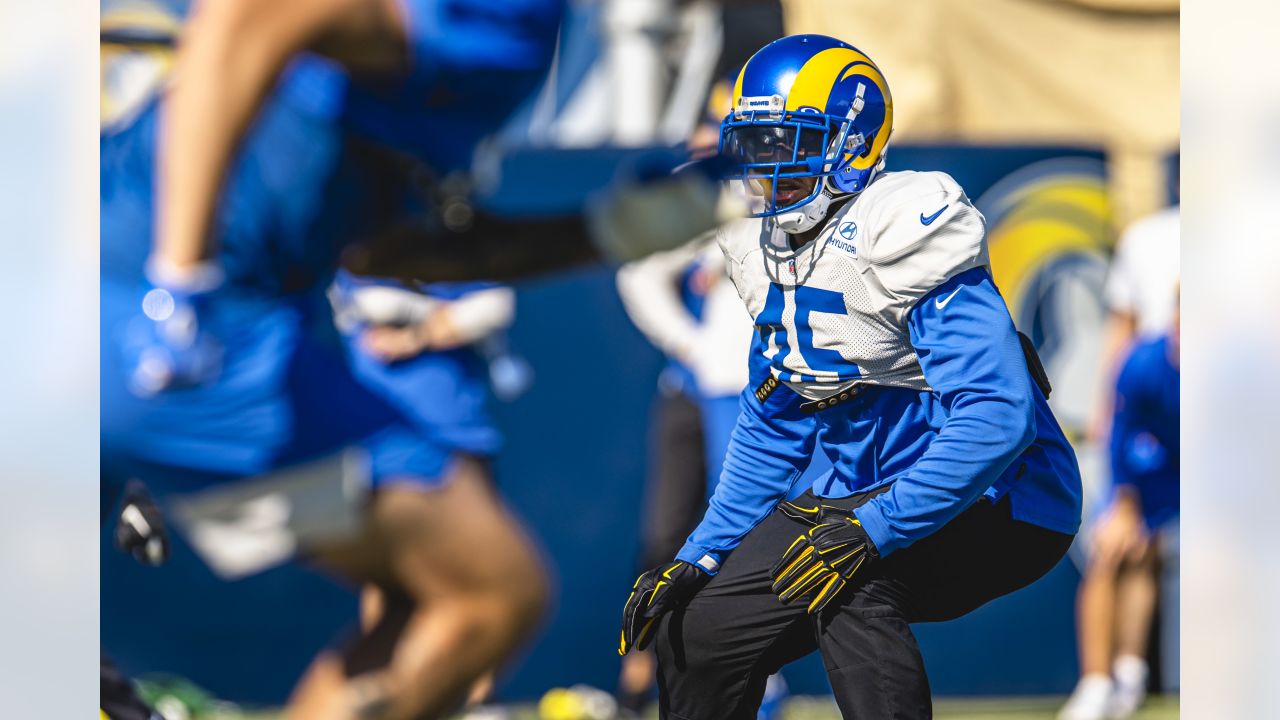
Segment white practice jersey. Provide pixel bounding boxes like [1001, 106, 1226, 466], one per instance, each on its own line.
[1104, 205, 1180, 337]
[717, 171, 990, 401]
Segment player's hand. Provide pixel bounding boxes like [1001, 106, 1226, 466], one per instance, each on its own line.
[114, 480, 170, 566]
[618, 561, 709, 655]
[770, 501, 879, 614]
[359, 324, 432, 361]
[127, 262, 224, 396]
[359, 310, 466, 361]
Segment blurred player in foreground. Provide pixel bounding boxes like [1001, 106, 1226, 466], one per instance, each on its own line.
[102, 1, 559, 716]
[1060, 302, 1179, 720]
[100, 0, 728, 716]
[618, 35, 1083, 719]
[329, 273, 514, 462]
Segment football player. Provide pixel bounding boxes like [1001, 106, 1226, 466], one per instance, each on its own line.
[618, 35, 1084, 719]
[100, 0, 726, 717]
[327, 273, 519, 712]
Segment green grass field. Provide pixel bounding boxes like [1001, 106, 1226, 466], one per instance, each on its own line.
[205, 695, 1178, 720]
[796, 695, 1179, 719]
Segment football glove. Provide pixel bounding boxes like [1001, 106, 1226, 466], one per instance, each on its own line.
[114, 480, 170, 566]
[770, 501, 878, 614]
[127, 261, 224, 396]
[618, 561, 708, 655]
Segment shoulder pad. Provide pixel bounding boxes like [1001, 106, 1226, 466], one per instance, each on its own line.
[853, 171, 989, 304]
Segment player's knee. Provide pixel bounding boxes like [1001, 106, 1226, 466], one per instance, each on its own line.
[445, 524, 549, 634]
[1087, 540, 1127, 577]
[654, 606, 718, 675]
[492, 542, 551, 633]
[436, 580, 545, 651]
[1115, 545, 1156, 576]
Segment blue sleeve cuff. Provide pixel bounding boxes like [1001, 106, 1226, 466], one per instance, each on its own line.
[852, 501, 900, 557]
[675, 544, 724, 575]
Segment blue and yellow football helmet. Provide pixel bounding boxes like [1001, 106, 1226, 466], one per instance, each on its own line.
[720, 34, 893, 232]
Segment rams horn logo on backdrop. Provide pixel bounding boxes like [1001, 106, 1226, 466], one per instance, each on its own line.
[977, 156, 1114, 440]
[721, 35, 894, 217]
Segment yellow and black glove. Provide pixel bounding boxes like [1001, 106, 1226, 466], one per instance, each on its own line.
[770, 501, 879, 614]
[618, 561, 709, 655]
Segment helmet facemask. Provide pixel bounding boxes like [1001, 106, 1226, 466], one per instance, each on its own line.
[720, 67, 891, 234]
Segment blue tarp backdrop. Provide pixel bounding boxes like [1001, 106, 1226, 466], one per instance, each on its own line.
[101, 144, 1111, 704]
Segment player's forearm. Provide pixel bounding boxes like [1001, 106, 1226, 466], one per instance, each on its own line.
[857, 269, 1037, 555]
[854, 393, 1036, 555]
[616, 255, 702, 363]
[677, 384, 815, 573]
[678, 446, 803, 574]
[435, 288, 516, 346]
[155, 2, 302, 270]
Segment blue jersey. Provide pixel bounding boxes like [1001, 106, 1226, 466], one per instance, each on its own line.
[677, 172, 1082, 572]
[101, 0, 561, 484]
[1109, 335, 1180, 527]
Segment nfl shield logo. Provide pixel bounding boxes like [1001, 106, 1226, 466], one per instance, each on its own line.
[788, 259, 796, 275]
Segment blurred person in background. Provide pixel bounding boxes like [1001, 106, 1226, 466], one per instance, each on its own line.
[328, 273, 520, 453]
[1090, 202, 1181, 440]
[328, 273, 527, 716]
[1060, 296, 1180, 720]
[618, 35, 1082, 719]
[1063, 189, 1180, 719]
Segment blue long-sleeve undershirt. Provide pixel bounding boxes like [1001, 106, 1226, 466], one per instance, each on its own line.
[677, 268, 1040, 572]
[852, 268, 1036, 555]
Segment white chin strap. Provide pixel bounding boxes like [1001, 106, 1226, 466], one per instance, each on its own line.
[775, 189, 832, 234]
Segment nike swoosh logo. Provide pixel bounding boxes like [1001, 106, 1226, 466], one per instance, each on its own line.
[935, 286, 963, 309]
[920, 205, 949, 225]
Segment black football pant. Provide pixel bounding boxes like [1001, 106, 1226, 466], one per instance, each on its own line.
[654, 486, 1074, 720]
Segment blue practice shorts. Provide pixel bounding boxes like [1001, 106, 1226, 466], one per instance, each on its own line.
[340, 334, 501, 460]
